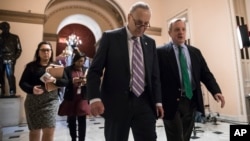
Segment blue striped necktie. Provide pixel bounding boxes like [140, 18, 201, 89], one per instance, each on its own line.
[131, 37, 144, 97]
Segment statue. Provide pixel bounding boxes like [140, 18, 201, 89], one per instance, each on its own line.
[0, 21, 22, 97]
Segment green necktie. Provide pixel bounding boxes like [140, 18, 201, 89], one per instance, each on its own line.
[178, 46, 193, 99]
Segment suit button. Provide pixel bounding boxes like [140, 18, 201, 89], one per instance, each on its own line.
[176, 98, 180, 101]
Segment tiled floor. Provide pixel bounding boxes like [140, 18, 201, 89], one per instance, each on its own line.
[1, 116, 231, 141]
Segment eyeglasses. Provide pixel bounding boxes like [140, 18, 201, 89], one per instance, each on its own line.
[39, 49, 51, 52]
[131, 15, 150, 28]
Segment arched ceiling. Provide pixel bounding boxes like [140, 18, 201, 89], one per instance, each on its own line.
[44, 0, 126, 35]
[43, 0, 128, 58]
[42, 0, 161, 43]
[56, 14, 102, 41]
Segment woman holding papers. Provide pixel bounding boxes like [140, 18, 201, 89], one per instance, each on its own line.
[19, 41, 68, 141]
[59, 50, 89, 141]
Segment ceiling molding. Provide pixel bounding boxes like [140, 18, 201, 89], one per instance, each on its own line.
[45, 0, 126, 24]
[0, 9, 45, 24]
[45, 5, 117, 29]
[146, 26, 162, 36]
[0, 1, 161, 36]
[43, 33, 58, 41]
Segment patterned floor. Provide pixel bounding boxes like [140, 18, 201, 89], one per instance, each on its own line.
[1, 116, 231, 141]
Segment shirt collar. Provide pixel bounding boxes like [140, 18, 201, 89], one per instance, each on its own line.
[126, 26, 134, 40]
[172, 42, 187, 49]
[125, 26, 140, 41]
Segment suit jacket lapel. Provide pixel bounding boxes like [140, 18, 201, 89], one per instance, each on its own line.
[140, 36, 147, 57]
[140, 36, 149, 74]
[118, 27, 130, 71]
[166, 43, 181, 82]
[187, 46, 197, 84]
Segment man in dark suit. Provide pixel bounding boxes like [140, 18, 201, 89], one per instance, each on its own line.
[87, 1, 164, 141]
[157, 19, 225, 141]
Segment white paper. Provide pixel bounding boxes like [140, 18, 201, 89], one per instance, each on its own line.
[40, 72, 51, 83]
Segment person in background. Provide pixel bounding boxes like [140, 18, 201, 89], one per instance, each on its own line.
[0, 21, 22, 96]
[157, 19, 225, 141]
[19, 41, 68, 141]
[87, 1, 164, 141]
[59, 49, 89, 141]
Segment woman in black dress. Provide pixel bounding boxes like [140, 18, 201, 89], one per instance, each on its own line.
[19, 41, 68, 141]
[59, 49, 89, 141]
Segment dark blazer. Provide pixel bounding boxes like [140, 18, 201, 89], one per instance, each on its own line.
[87, 27, 162, 118]
[64, 65, 88, 100]
[157, 43, 221, 120]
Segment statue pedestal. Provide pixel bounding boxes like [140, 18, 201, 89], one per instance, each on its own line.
[0, 96, 21, 127]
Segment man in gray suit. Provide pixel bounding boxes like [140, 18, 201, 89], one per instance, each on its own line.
[87, 1, 164, 141]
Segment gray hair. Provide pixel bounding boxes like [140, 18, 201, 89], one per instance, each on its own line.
[129, 1, 151, 14]
[168, 18, 186, 31]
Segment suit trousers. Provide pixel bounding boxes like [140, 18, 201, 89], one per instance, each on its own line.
[163, 96, 196, 141]
[104, 91, 157, 141]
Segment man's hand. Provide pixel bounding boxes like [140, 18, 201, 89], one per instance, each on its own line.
[90, 101, 105, 116]
[156, 106, 164, 119]
[214, 93, 225, 108]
